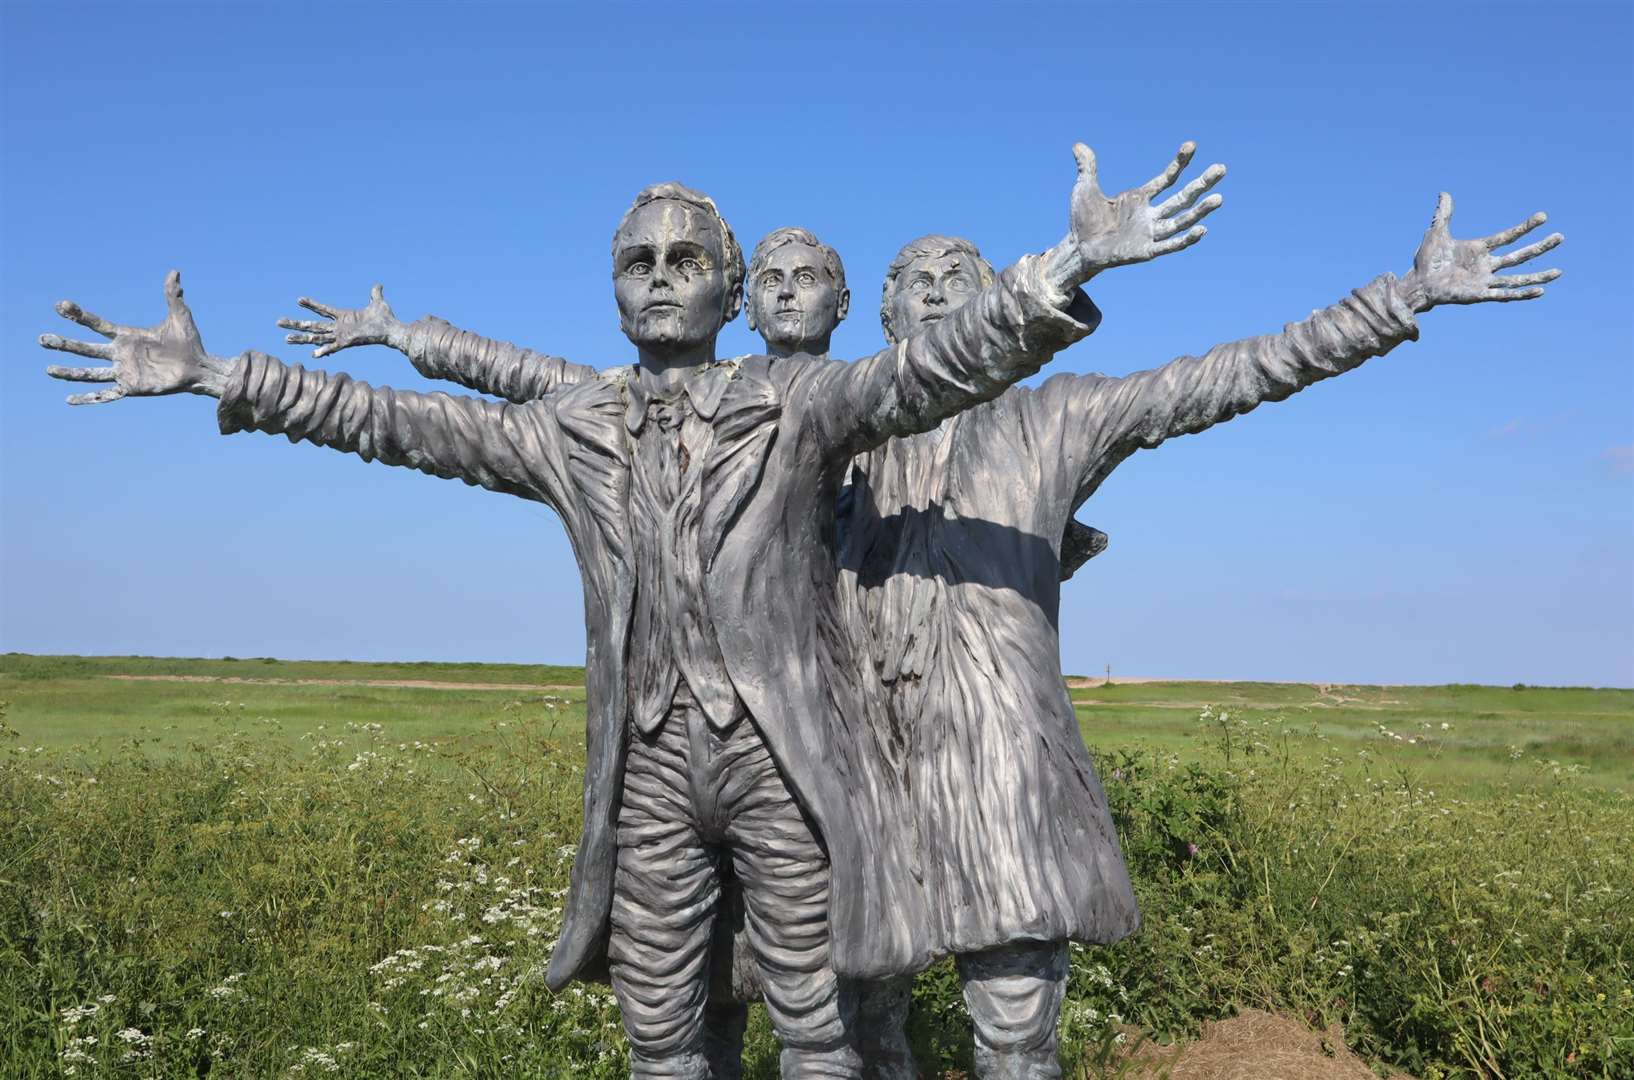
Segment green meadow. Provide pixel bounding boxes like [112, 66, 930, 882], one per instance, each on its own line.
[2, 654, 1630, 1077]
[1070, 679, 1634, 793]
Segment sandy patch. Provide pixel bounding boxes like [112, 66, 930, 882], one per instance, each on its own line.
[103, 674, 580, 692]
[1104, 1009, 1414, 1080]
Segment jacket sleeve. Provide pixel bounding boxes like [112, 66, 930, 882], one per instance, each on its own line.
[801, 254, 1102, 460]
[1041, 273, 1420, 507]
[216, 350, 562, 507]
[401, 316, 598, 403]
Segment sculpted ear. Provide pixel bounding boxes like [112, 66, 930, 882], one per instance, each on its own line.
[836, 287, 851, 324]
[723, 281, 744, 325]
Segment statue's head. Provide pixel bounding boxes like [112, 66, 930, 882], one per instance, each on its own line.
[612, 183, 744, 354]
[744, 227, 850, 356]
[879, 235, 995, 345]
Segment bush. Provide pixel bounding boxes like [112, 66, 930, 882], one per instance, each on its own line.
[2, 700, 1629, 1078]
[1080, 708, 1634, 1078]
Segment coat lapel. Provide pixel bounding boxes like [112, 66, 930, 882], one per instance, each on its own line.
[554, 369, 634, 565]
[697, 358, 782, 571]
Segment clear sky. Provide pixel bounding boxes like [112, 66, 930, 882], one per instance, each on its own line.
[2, 2, 1629, 687]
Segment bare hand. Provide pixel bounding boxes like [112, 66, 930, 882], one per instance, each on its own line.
[276, 284, 403, 358]
[1058, 141, 1226, 284]
[42, 271, 230, 404]
[1401, 194, 1563, 312]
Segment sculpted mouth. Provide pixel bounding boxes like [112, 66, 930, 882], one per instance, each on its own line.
[920, 313, 944, 322]
[643, 302, 683, 313]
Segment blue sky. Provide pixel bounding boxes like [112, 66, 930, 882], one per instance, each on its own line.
[2, 2, 1629, 686]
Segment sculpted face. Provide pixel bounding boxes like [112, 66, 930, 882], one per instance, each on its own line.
[886, 252, 983, 343]
[613, 199, 732, 353]
[746, 241, 849, 354]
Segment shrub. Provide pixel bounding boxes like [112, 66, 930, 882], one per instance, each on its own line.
[1, 700, 1629, 1077]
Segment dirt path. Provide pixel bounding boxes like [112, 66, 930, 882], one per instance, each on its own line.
[111, 672, 1370, 706]
[1066, 676, 1195, 687]
[103, 674, 582, 692]
[1111, 1009, 1415, 1079]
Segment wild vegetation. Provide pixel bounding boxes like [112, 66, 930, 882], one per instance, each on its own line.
[2, 654, 1629, 1077]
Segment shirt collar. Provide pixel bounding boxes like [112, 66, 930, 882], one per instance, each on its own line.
[624, 360, 738, 434]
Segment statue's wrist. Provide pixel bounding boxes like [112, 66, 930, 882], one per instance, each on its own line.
[1042, 236, 1092, 296]
[188, 353, 238, 399]
[384, 317, 413, 355]
[1398, 272, 1434, 314]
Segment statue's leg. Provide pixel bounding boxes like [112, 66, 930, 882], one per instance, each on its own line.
[856, 976, 916, 1080]
[719, 727, 861, 1080]
[954, 941, 1068, 1080]
[607, 712, 722, 1080]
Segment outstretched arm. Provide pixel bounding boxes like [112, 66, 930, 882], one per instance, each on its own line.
[809, 140, 1227, 458]
[1047, 193, 1563, 506]
[42, 273, 561, 506]
[277, 286, 597, 403]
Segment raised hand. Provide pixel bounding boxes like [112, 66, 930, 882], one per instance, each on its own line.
[1047, 141, 1227, 288]
[42, 271, 232, 404]
[276, 285, 404, 359]
[1400, 194, 1563, 313]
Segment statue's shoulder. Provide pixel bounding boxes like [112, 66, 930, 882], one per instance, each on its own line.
[710, 354, 771, 377]
[539, 364, 632, 425]
[707, 353, 781, 393]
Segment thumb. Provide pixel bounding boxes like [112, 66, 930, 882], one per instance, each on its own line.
[1430, 192, 1454, 233]
[1072, 143, 1098, 188]
[371, 283, 386, 304]
[164, 269, 186, 315]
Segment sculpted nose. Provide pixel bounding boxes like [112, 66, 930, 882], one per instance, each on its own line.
[925, 280, 946, 305]
[777, 278, 795, 301]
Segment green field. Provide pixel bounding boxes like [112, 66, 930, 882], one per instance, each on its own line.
[1071, 679, 1634, 793]
[7, 653, 1629, 791]
[2, 654, 1630, 1077]
[1, 653, 589, 760]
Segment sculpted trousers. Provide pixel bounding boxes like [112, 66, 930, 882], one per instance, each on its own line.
[956, 941, 1069, 1080]
[608, 691, 861, 1079]
[703, 963, 915, 1080]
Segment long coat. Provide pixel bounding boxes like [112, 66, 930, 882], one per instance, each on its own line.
[215, 256, 1098, 985]
[835, 272, 1421, 964]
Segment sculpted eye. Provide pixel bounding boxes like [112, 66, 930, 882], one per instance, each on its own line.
[796, 271, 817, 287]
[626, 262, 652, 277]
[760, 272, 781, 288]
[680, 257, 705, 273]
[947, 276, 972, 291]
[908, 279, 930, 292]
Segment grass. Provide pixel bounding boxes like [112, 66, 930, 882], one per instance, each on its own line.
[1072, 681, 1634, 792]
[7, 653, 1628, 790]
[2, 654, 1631, 1078]
[0, 653, 588, 686]
[0, 653, 587, 758]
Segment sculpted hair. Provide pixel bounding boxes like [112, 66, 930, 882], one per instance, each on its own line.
[747, 227, 847, 296]
[879, 234, 995, 343]
[613, 182, 745, 309]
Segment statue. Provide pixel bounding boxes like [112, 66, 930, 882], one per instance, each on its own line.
[41, 142, 1237, 1078]
[829, 185, 1559, 1077]
[830, 186, 1559, 1078]
[40, 139, 1561, 1078]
